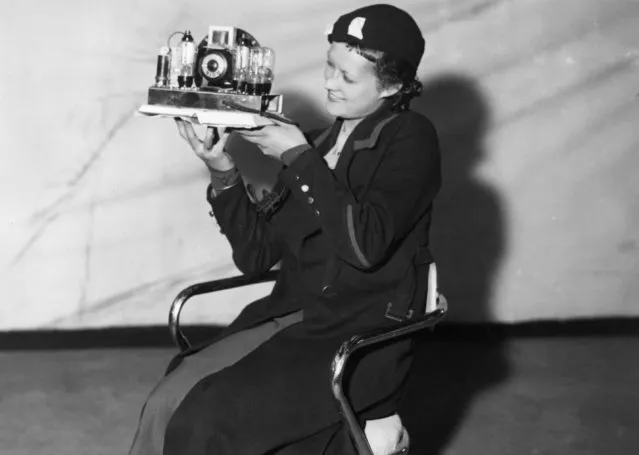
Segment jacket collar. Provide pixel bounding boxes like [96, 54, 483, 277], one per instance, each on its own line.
[349, 102, 399, 151]
[313, 102, 398, 154]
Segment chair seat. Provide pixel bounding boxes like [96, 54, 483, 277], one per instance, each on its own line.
[365, 413, 409, 455]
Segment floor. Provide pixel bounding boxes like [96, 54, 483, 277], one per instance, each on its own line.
[0, 336, 637, 455]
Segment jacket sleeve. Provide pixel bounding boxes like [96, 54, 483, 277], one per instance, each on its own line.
[277, 115, 441, 270]
[207, 182, 283, 276]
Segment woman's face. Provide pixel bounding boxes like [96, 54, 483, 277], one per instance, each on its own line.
[323, 42, 397, 119]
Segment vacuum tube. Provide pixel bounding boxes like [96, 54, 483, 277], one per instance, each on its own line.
[260, 47, 275, 95]
[246, 47, 275, 95]
[233, 42, 250, 92]
[178, 31, 196, 88]
[246, 47, 264, 95]
[155, 46, 171, 87]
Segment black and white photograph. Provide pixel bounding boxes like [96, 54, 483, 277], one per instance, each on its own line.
[0, 1, 638, 454]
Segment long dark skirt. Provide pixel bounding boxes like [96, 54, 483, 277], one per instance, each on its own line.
[162, 319, 414, 454]
[128, 310, 304, 454]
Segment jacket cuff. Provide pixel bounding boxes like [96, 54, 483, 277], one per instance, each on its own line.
[206, 178, 243, 207]
[209, 166, 240, 189]
[281, 144, 312, 166]
[252, 179, 291, 220]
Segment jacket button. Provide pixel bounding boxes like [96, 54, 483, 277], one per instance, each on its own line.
[301, 184, 309, 192]
[321, 285, 336, 297]
[314, 209, 321, 216]
[307, 197, 314, 204]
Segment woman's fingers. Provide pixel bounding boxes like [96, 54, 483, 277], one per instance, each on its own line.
[175, 119, 232, 152]
[235, 133, 261, 144]
[174, 118, 202, 150]
[182, 121, 202, 149]
[173, 119, 235, 169]
[175, 118, 189, 142]
[235, 127, 267, 140]
[267, 118, 287, 127]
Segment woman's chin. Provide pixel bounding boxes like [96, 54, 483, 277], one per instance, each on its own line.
[325, 99, 345, 117]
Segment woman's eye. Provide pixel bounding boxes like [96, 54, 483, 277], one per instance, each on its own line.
[343, 75, 354, 84]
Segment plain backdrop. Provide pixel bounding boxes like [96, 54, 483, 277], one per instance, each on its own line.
[0, 0, 637, 330]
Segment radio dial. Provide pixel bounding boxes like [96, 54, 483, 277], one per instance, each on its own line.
[201, 53, 228, 81]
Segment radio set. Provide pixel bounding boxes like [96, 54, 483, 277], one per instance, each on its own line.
[139, 26, 287, 127]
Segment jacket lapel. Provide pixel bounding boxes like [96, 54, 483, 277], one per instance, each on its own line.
[333, 105, 398, 184]
[311, 120, 343, 156]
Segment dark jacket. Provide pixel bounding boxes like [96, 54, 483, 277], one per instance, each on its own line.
[208, 104, 441, 336]
[163, 104, 442, 455]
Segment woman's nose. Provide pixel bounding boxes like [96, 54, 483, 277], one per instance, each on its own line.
[324, 75, 339, 91]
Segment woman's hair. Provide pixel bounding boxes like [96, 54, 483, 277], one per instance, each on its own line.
[345, 40, 423, 112]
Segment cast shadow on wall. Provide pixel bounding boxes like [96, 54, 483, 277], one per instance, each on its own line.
[399, 73, 510, 453]
[227, 76, 509, 453]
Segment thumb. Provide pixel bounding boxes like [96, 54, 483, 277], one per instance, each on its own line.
[203, 127, 218, 150]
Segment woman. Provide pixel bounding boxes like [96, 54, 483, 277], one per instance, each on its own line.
[130, 4, 441, 454]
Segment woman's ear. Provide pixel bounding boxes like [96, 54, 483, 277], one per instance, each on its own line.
[379, 82, 403, 99]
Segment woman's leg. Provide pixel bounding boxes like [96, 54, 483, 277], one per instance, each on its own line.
[128, 310, 303, 455]
[163, 327, 413, 455]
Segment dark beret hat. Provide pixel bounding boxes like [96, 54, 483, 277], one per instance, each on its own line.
[327, 3, 425, 71]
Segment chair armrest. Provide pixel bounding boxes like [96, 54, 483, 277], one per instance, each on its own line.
[169, 270, 279, 351]
[330, 300, 448, 455]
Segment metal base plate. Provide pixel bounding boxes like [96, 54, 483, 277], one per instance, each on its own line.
[147, 87, 283, 113]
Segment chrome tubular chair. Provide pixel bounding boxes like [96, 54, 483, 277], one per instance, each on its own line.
[168, 264, 448, 455]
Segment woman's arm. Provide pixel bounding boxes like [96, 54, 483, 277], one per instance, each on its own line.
[175, 118, 283, 275]
[207, 179, 283, 276]
[277, 114, 441, 269]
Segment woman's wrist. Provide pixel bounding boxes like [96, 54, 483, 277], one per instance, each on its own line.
[205, 154, 235, 172]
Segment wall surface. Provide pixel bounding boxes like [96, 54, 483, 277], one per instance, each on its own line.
[1, 0, 638, 330]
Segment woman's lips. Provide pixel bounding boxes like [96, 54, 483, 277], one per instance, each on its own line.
[327, 92, 344, 102]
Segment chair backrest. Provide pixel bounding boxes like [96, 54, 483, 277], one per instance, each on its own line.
[426, 263, 447, 315]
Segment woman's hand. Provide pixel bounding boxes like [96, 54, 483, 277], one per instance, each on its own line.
[175, 118, 234, 171]
[235, 119, 308, 161]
